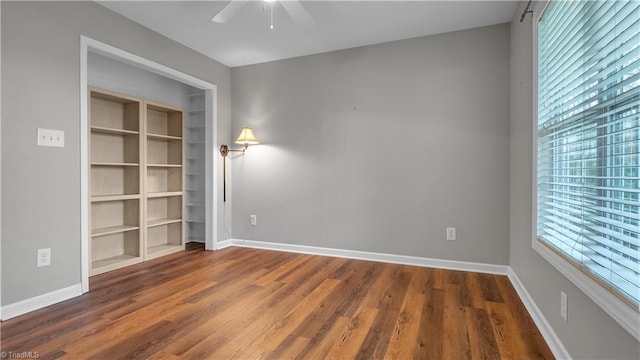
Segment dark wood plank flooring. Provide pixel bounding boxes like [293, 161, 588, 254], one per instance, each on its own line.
[0, 243, 554, 359]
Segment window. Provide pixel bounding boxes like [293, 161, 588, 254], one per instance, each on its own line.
[536, 0, 640, 336]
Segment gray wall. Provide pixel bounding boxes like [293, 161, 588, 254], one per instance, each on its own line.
[88, 52, 194, 110]
[231, 24, 511, 265]
[509, 2, 639, 359]
[1, 1, 231, 305]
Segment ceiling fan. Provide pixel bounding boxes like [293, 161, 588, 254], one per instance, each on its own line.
[212, 0, 315, 29]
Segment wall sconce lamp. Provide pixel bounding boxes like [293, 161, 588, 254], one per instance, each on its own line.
[220, 127, 259, 202]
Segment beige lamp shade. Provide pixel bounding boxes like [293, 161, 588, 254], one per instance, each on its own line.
[235, 127, 260, 145]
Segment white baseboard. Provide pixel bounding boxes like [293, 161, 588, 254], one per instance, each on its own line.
[229, 238, 509, 275]
[508, 269, 571, 359]
[215, 239, 233, 250]
[1, 283, 82, 321]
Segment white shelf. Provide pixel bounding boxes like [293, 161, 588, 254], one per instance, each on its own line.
[147, 133, 182, 140]
[147, 191, 182, 198]
[91, 125, 139, 135]
[92, 225, 139, 237]
[147, 218, 182, 228]
[91, 162, 139, 167]
[92, 255, 141, 276]
[91, 194, 140, 202]
[147, 163, 182, 168]
[147, 244, 183, 258]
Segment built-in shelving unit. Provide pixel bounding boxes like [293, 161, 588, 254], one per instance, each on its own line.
[144, 101, 185, 260]
[185, 91, 206, 243]
[89, 88, 185, 275]
[89, 89, 143, 276]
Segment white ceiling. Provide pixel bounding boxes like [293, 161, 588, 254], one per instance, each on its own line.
[99, 1, 519, 68]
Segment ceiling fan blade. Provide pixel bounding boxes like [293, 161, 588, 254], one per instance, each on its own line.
[212, 0, 249, 23]
[279, 0, 315, 28]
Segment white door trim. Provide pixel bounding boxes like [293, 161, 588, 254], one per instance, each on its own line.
[79, 36, 219, 293]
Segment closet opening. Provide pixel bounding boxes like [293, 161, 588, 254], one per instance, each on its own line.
[80, 36, 219, 293]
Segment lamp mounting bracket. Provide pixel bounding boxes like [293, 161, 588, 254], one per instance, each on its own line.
[219, 144, 249, 157]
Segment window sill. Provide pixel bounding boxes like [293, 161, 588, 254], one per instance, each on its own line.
[533, 240, 640, 341]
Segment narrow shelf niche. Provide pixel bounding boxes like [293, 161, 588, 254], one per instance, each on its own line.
[147, 223, 182, 254]
[91, 166, 140, 197]
[147, 104, 182, 138]
[91, 132, 139, 164]
[147, 196, 182, 226]
[90, 92, 140, 132]
[91, 199, 140, 236]
[91, 231, 141, 270]
[147, 138, 182, 166]
[147, 167, 182, 194]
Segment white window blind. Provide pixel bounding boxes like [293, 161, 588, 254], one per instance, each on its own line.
[537, 0, 640, 308]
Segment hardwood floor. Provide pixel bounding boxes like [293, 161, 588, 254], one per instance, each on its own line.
[0, 243, 554, 359]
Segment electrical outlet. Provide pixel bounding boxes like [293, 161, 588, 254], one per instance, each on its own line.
[37, 128, 65, 147]
[250, 215, 257, 226]
[446, 227, 456, 241]
[37, 248, 51, 267]
[560, 291, 568, 321]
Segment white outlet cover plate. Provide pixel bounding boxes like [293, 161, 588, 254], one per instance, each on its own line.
[446, 227, 456, 241]
[37, 248, 51, 267]
[37, 128, 65, 147]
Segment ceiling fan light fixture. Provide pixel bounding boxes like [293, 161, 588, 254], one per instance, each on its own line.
[212, 0, 314, 28]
